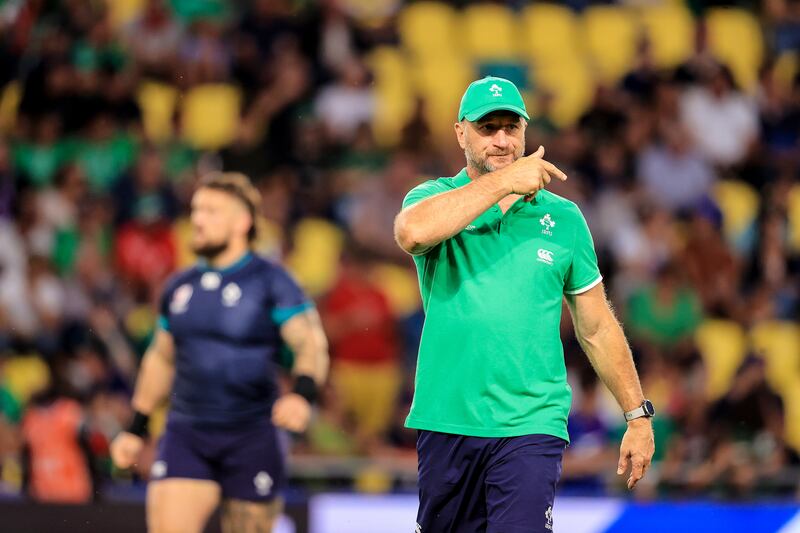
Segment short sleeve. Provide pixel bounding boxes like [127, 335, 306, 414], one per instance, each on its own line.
[270, 266, 313, 325]
[564, 208, 603, 295]
[157, 279, 177, 331]
[402, 179, 449, 210]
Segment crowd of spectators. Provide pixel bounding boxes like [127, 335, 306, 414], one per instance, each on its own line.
[0, 0, 799, 503]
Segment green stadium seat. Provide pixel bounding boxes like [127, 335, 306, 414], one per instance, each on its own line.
[706, 8, 764, 90]
[180, 83, 241, 150]
[520, 4, 583, 63]
[639, 3, 695, 69]
[461, 3, 518, 61]
[694, 319, 748, 400]
[582, 6, 639, 84]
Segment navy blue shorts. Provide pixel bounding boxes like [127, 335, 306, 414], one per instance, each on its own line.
[151, 416, 287, 502]
[416, 431, 566, 533]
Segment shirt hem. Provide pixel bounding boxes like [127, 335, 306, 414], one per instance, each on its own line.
[405, 417, 569, 442]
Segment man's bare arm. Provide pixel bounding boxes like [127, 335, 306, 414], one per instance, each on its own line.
[565, 283, 644, 412]
[279, 308, 329, 384]
[565, 283, 655, 489]
[131, 329, 176, 415]
[394, 146, 566, 255]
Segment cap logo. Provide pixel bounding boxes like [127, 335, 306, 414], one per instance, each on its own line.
[489, 83, 503, 97]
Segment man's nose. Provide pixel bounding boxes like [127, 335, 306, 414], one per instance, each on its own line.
[493, 129, 509, 148]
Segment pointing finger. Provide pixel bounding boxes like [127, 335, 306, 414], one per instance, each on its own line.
[540, 160, 568, 181]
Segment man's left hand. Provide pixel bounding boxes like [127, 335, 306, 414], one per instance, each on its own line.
[617, 418, 655, 490]
[272, 393, 312, 432]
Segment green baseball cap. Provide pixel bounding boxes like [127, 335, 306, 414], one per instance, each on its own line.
[458, 76, 530, 122]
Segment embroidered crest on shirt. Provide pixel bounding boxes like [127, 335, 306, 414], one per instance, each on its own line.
[222, 282, 242, 307]
[540, 213, 556, 236]
[170, 284, 193, 314]
[200, 272, 221, 290]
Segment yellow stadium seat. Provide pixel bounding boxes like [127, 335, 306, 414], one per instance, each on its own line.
[413, 59, 475, 141]
[285, 218, 345, 297]
[181, 84, 241, 150]
[713, 180, 759, 247]
[398, 2, 461, 61]
[1, 356, 51, 405]
[706, 8, 764, 90]
[461, 4, 518, 61]
[788, 183, 800, 253]
[694, 319, 748, 400]
[533, 57, 594, 127]
[781, 376, 800, 451]
[582, 6, 639, 84]
[137, 81, 178, 143]
[0, 81, 21, 134]
[750, 321, 800, 394]
[370, 263, 421, 318]
[520, 4, 583, 62]
[639, 4, 695, 69]
[774, 51, 798, 94]
[106, 0, 145, 29]
[366, 47, 416, 147]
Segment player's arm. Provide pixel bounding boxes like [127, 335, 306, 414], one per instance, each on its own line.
[272, 308, 330, 432]
[131, 328, 176, 415]
[110, 329, 175, 469]
[565, 283, 655, 490]
[394, 146, 566, 255]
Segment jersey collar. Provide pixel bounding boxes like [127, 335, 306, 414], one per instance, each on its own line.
[197, 251, 254, 274]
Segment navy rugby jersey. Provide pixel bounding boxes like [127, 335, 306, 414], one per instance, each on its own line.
[157, 252, 311, 426]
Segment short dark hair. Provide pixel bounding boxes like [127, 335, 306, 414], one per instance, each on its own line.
[199, 172, 262, 242]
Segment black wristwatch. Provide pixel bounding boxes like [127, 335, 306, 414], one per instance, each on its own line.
[624, 399, 655, 422]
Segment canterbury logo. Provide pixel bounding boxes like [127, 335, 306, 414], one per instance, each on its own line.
[537, 248, 554, 265]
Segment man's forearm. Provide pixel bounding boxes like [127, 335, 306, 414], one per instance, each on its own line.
[578, 320, 645, 413]
[131, 349, 175, 415]
[394, 170, 510, 254]
[282, 310, 330, 385]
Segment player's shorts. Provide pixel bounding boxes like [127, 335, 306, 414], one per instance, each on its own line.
[151, 415, 287, 502]
[416, 430, 566, 533]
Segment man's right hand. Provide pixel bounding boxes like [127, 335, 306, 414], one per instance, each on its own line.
[499, 146, 567, 197]
[110, 431, 144, 469]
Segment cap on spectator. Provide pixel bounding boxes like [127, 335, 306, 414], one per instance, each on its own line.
[458, 76, 530, 122]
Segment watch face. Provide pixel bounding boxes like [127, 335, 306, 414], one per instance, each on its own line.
[644, 400, 655, 417]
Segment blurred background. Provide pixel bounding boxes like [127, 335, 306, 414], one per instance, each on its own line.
[0, 0, 799, 531]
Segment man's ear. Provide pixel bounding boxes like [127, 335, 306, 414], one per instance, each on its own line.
[454, 121, 467, 150]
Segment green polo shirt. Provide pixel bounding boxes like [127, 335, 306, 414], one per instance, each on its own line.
[403, 169, 602, 440]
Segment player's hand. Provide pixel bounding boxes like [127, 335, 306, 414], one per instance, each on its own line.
[499, 146, 567, 199]
[272, 393, 312, 433]
[110, 431, 145, 469]
[617, 418, 655, 490]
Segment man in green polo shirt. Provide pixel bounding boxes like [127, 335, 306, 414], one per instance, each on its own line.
[395, 76, 655, 533]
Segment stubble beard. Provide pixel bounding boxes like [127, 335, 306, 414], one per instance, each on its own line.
[192, 239, 230, 261]
[465, 144, 523, 176]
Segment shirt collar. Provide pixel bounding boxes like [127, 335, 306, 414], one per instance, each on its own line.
[197, 251, 254, 274]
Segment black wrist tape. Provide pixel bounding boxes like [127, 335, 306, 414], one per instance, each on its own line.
[292, 375, 318, 405]
[127, 411, 150, 437]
